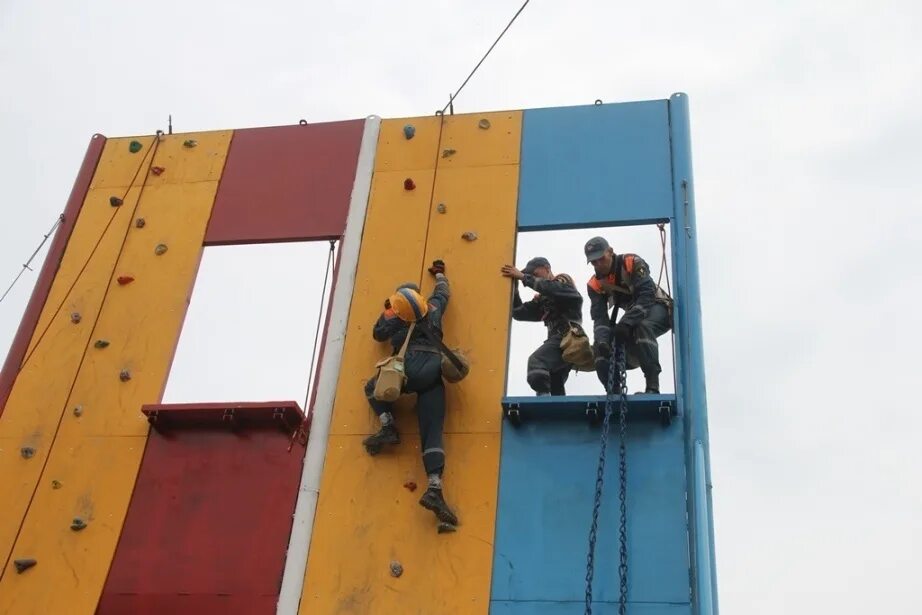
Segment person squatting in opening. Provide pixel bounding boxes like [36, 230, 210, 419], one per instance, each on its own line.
[362, 260, 458, 527]
[584, 236, 673, 394]
[502, 256, 583, 396]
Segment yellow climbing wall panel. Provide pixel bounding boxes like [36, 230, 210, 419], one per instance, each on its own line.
[302, 111, 520, 614]
[0, 136, 154, 574]
[0, 131, 231, 614]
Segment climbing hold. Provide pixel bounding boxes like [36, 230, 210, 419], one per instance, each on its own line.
[403, 481, 417, 492]
[135, 218, 146, 229]
[70, 312, 81, 324]
[154, 243, 168, 256]
[109, 196, 123, 207]
[94, 339, 110, 349]
[389, 561, 403, 578]
[183, 139, 198, 148]
[404, 178, 416, 191]
[13, 559, 37, 574]
[129, 140, 143, 153]
[150, 166, 165, 176]
[70, 518, 87, 532]
[117, 276, 135, 286]
[73, 405, 83, 417]
[437, 522, 457, 534]
[478, 118, 491, 130]
[51, 480, 62, 489]
[436, 203, 447, 214]
[20, 447, 35, 459]
[442, 148, 457, 158]
[461, 231, 478, 241]
[119, 369, 131, 382]
[403, 124, 416, 139]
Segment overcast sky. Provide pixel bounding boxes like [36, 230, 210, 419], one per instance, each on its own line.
[2, 1, 921, 612]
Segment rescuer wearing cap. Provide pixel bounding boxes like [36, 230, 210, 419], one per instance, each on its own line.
[362, 260, 458, 527]
[501, 256, 583, 396]
[584, 237, 673, 394]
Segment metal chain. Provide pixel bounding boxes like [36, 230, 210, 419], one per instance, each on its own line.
[585, 344, 629, 614]
[617, 344, 629, 614]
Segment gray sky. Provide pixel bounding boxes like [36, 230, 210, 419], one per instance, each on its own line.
[2, 1, 921, 612]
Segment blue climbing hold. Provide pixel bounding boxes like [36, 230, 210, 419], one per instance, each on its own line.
[403, 125, 416, 140]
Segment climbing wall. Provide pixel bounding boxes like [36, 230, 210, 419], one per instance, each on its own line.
[300, 111, 520, 614]
[490, 100, 697, 614]
[0, 131, 232, 612]
[0, 95, 715, 615]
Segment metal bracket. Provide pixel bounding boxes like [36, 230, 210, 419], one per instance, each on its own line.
[222, 408, 237, 430]
[504, 403, 521, 427]
[658, 401, 675, 427]
[585, 401, 601, 424]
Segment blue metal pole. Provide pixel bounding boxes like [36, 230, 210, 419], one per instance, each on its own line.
[668, 92, 718, 615]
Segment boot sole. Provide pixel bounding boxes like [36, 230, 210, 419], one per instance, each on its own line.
[419, 495, 459, 526]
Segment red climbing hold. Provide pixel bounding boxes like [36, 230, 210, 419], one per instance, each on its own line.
[117, 276, 135, 286]
[150, 166, 165, 176]
[403, 481, 418, 492]
[404, 178, 416, 191]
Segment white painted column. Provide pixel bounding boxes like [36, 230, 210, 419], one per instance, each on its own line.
[276, 116, 380, 614]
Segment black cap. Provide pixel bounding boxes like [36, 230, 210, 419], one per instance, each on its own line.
[584, 236, 610, 262]
[522, 256, 551, 275]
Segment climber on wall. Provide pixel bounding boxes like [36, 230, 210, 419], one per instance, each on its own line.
[501, 257, 584, 396]
[584, 236, 673, 394]
[362, 260, 459, 527]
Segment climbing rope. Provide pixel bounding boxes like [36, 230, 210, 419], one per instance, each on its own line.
[655, 222, 672, 295]
[655, 222, 679, 395]
[440, 0, 531, 115]
[0, 214, 65, 305]
[585, 343, 629, 615]
[302, 239, 337, 418]
[18, 136, 162, 372]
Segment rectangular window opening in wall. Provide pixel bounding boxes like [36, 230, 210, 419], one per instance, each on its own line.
[162, 241, 336, 406]
[505, 224, 676, 396]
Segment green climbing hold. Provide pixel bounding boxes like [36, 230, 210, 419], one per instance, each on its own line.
[94, 340, 110, 349]
[70, 518, 87, 531]
[183, 139, 198, 148]
[51, 480, 62, 489]
[110, 196, 124, 207]
[129, 140, 143, 153]
[154, 243, 168, 256]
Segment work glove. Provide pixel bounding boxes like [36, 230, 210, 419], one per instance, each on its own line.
[613, 323, 632, 344]
[593, 340, 612, 359]
[428, 259, 446, 276]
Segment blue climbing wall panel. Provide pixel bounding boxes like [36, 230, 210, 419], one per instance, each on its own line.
[491, 420, 690, 611]
[516, 101, 674, 230]
[492, 95, 717, 614]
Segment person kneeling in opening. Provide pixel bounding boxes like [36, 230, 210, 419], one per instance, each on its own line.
[584, 236, 673, 394]
[501, 257, 583, 396]
[362, 260, 458, 527]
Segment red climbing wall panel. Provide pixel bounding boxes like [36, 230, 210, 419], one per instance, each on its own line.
[204, 120, 365, 245]
[98, 403, 306, 615]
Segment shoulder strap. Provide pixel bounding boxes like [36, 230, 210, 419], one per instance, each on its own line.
[416, 320, 465, 371]
[397, 322, 416, 359]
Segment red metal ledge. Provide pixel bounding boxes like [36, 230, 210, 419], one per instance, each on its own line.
[141, 401, 306, 435]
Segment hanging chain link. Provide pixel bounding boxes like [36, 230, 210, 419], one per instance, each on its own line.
[585, 344, 629, 615]
[617, 344, 629, 614]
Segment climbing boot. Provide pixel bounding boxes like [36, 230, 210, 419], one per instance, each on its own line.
[642, 373, 660, 394]
[362, 424, 399, 455]
[419, 487, 459, 526]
